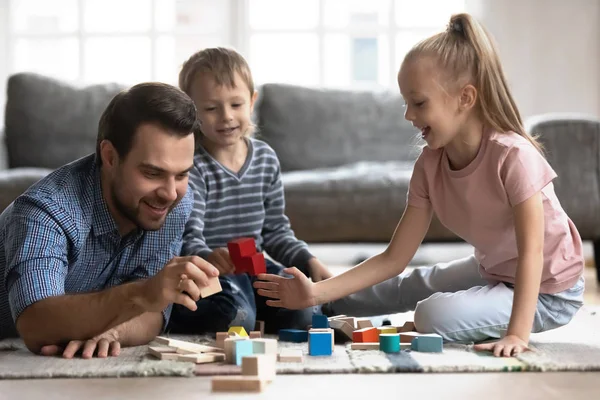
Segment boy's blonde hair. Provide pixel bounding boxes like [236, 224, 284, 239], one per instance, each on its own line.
[405, 13, 543, 154]
[179, 47, 255, 97]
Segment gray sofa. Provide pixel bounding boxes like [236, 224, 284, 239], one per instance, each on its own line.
[2, 73, 600, 280]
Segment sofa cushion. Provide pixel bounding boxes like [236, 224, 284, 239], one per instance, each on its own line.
[4, 73, 125, 169]
[282, 162, 455, 243]
[256, 83, 420, 172]
[0, 168, 52, 212]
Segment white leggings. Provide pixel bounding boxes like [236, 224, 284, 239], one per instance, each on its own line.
[328, 256, 585, 342]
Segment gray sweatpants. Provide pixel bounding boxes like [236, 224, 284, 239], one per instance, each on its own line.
[328, 255, 585, 342]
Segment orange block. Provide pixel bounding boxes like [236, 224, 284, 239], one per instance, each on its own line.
[352, 327, 379, 343]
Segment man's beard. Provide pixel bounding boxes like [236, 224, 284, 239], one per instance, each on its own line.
[111, 183, 178, 232]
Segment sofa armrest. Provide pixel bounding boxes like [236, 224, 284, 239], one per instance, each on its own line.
[525, 113, 600, 240]
[0, 168, 51, 213]
[0, 128, 8, 170]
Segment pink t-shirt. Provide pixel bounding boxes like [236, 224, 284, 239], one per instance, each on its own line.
[408, 130, 584, 294]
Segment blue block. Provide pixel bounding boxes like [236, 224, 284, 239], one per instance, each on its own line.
[312, 314, 329, 329]
[411, 334, 443, 353]
[309, 331, 333, 356]
[379, 333, 400, 353]
[279, 329, 308, 343]
[234, 340, 254, 365]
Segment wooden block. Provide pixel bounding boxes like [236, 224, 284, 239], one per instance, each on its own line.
[241, 354, 277, 381]
[400, 332, 422, 344]
[353, 327, 379, 343]
[238, 252, 266, 276]
[309, 331, 333, 356]
[154, 337, 223, 353]
[211, 376, 267, 393]
[410, 333, 443, 353]
[379, 333, 401, 353]
[356, 319, 373, 329]
[249, 331, 262, 339]
[252, 338, 278, 355]
[199, 276, 222, 298]
[216, 332, 229, 349]
[234, 340, 254, 366]
[377, 327, 397, 335]
[339, 317, 356, 329]
[279, 329, 308, 342]
[312, 314, 329, 329]
[350, 342, 380, 350]
[397, 321, 415, 333]
[329, 319, 354, 340]
[148, 346, 178, 360]
[177, 352, 226, 364]
[310, 328, 334, 350]
[327, 315, 347, 321]
[224, 337, 247, 363]
[227, 238, 256, 261]
[255, 320, 265, 336]
[278, 349, 303, 363]
[228, 326, 249, 337]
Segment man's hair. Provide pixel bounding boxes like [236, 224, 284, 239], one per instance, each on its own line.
[96, 82, 200, 164]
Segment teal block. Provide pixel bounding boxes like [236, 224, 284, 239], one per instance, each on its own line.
[309, 331, 333, 356]
[379, 333, 400, 353]
[411, 334, 443, 352]
[312, 314, 329, 329]
[279, 329, 308, 342]
[234, 340, 254, 365]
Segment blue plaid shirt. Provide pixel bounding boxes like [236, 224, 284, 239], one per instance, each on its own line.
[0, 154, 193, 339]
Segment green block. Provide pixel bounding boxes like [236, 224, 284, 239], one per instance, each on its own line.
[411, 334, 443, 352]
[379, 333, 400, 353]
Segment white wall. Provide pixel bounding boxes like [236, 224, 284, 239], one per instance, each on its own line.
[468, 0, 600, 119]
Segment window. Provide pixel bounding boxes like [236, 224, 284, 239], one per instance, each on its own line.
[5, 0, 234, 86]
[244, 0, 465, 90]
[2, 0, 464, 89]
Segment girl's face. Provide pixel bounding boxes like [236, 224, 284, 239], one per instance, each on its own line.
[190, 71, 257, 149]
[398, 56, 469, 150]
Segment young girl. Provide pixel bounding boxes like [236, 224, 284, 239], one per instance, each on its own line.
[254, 13, 585, 357]
[168, 47, 332, 334]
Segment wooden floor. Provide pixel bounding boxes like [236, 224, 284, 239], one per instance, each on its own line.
[1, 267, 599, 400]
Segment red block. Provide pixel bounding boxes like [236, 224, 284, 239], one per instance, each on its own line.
[227, 238, 256, 267]
[238, 253, 266, 276]
[352, 327, 379, 343]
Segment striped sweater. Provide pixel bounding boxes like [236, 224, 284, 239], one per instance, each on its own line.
[182, 138, 313, 273]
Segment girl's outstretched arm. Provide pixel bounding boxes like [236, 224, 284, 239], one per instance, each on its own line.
[253, 204, 432, 310]
[474, 191, 544, 357]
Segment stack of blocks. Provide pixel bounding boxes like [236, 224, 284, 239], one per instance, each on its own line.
[222, 326, 278, 366]
[212, 354, 277, 393]
[148, 337, 225, 364]
[227, 238, 266, 275]
[348, 319, 444, 353]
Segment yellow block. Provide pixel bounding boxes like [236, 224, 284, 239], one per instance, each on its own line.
[228, 326, 249, 337]
[377, 327, 397, 335]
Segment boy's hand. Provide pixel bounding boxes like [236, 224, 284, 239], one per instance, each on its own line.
[307, 258, 334, 282]
[253, 267, 316, 310]
[473, 335, 530, 357]
[206, 248, 236, 275]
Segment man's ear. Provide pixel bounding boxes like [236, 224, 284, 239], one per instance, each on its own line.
[459, 84, 477, 111]
[100, 140, 118, 169]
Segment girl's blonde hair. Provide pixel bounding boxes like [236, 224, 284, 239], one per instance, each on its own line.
[405, 13, 543, 154]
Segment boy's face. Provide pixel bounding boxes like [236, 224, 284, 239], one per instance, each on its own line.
[189, 71, 257, 149]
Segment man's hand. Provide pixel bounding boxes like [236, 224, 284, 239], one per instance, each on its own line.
[39, 328, 121, 359]
[473, 334, 531, 357]
[206, 248, 236, 275]
[135, 256, 220, 312]
[253, 267, 317, 310]
[307, 258, 334, 282]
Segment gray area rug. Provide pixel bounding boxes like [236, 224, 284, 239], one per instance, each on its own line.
[1, 307, 598, 378]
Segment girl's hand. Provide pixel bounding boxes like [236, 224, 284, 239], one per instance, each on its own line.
[307, 258, 334, 282]
[206, 248, 236, 275]
[253, 267, 316, 310]
[473, 335, 530, 357]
